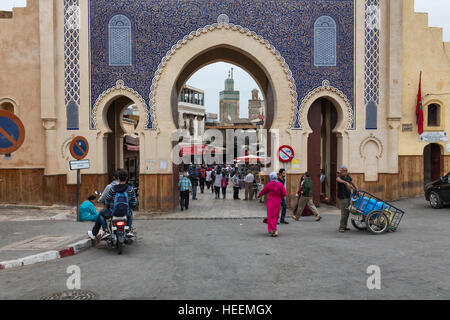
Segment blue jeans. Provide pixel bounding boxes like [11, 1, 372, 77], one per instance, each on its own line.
[280, 198, 287, 222]
[192, 185, 197, 199]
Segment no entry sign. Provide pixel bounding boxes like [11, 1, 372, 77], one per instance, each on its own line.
[70, 136, 89, 160]
[278, 145, 295, 163]
[0, 110, 25, 154]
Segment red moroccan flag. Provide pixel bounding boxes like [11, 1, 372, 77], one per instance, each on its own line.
[416, 72, 424, 135]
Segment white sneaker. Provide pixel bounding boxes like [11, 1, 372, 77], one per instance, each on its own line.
[101, 231, 111, 240]
[87, 231, 95, 240]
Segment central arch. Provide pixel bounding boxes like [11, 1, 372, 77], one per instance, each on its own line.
[144, 20, 297, 211]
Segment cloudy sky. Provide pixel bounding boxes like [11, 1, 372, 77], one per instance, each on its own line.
[1, 0, 448, 117]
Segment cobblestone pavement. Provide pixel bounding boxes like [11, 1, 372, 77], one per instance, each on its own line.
[140, 187, 340, 219]
[1, 196, 449, 300]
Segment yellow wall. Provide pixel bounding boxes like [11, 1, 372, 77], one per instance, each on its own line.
[400, 0, 450, 156]
[0, 0, 45, 168]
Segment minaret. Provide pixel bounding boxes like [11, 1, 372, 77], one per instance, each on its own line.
[219, 68, 240, 124]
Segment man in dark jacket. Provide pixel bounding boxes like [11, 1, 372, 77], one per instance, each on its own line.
[104, 170, 138, 238]
[278, 169, 289, 224]
[293, 172, 321, 222]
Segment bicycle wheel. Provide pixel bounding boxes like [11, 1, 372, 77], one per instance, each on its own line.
[366, 211, 389, 235]
[351, 218, 367, 231]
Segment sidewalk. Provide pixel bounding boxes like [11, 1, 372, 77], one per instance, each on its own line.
[0, 207, 97, 269]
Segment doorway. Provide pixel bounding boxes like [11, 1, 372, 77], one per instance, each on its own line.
[307, 98, 338, 206]
[424, 143, 442, 185]
[106, 96, 140, 191]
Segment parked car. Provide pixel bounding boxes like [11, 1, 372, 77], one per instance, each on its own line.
[425, 172, 450, 209]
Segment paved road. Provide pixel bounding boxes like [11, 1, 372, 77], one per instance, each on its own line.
[0, 196, 449, 300]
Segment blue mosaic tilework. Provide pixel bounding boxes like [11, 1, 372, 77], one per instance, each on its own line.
[89, 0, 355, 130]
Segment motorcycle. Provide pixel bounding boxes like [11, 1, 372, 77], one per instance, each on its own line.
[93, 189, 138, 255]
[108, 216, 133, 255]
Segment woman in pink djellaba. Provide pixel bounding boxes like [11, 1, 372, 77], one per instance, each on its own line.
[258, 172, 287, 237]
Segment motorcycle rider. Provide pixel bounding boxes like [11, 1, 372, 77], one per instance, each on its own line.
[87, 171, 120, 240]
[105, 169, 137, 238]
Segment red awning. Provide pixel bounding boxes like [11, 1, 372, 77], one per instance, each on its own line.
[180, 144, 225, 156]
[125, 144, 140, 151]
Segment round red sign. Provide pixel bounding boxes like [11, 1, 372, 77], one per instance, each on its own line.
[70, 136, 90, 160]
[278, 145, 295, 163]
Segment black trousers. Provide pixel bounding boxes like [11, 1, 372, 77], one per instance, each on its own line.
[180, 190, 190, 209]
[221, 187, 227, 198]
[233, 187, 240, 199]
[214, 186, 221, 198]
[199, 178, 205, 193]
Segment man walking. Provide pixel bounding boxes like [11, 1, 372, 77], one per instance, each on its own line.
[278, 168, 289, 224]
[178, 171, 192, 211]
[336, 165, 358, 233]
[232, 172, 240, 200]
[199, 165, 206, 194]
[293, 172, 321, 222]
[244, 170, 255, 200]
[189, 165, 199, 200]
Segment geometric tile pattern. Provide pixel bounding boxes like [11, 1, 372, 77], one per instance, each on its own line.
[364, 0, 379, 129]
[89, 0, 355, 130]
[64, 0, 80, 130]
[108, 14, 132, 66]
[314, 16, 337, 67]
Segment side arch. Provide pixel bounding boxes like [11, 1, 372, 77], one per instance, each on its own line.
[92, 80, 149, 135]
[298, 80, 354, 135]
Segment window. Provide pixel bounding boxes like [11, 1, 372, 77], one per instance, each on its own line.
[0, 102, 14, 114]
[428, 104, 440, 127]
[314, 16, 337, 67]
[108, 14, 132, 66]
[366, 101, 377, 130]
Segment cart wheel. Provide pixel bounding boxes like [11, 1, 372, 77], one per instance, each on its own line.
[351, 219, 367, 231]
[366, 211, 389, 235]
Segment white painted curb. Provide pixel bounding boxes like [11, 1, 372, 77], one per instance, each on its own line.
[0, 238, 95, 270]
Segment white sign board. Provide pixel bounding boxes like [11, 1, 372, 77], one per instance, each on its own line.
[420, 132, 448, 143]
[70, 159, 90, 170]
[446, 143, 450, 153]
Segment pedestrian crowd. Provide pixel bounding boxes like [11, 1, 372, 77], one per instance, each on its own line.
[178, 163, 358, 237]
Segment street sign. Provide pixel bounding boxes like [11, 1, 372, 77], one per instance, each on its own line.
[278, 145, 295, 163]
[70, 159, 90, 170]
[420, 132, 448, 143]
[0, 110, 25, 154]
[70, 136, 89, 160]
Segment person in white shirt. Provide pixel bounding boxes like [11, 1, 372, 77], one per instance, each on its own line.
[213, 168, 223, 199]
[206, 168, 213, 190]
[244, 171, 255, 200]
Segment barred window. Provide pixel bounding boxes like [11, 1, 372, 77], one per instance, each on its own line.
[108, 14, 132, 66]
[428, 104, 440, 127]
[314, 16, 337, 67]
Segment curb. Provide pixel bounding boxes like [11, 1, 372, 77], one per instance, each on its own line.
[0, 238, 98, 271]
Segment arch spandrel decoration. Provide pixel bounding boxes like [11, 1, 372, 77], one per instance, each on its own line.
[296, 80, 354, 132]
[148, 14, 298, 132]
[92, 80, 150, 134]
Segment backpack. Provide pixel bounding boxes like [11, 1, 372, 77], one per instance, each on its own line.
[112, 187, 129, 217]
[200, 169, 206, 179]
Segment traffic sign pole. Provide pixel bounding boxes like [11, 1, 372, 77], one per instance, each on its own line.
[77, 169, 81, 222]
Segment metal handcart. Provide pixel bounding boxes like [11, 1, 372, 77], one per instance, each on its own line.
[347, 191, 405, 235]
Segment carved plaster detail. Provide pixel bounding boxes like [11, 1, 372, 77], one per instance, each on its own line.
[149, 15, 297, 131]
[297, 80, 354, 131]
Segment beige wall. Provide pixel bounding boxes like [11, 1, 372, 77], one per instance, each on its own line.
[0, 0, 44, 168]
[400, 0, 450, 156]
